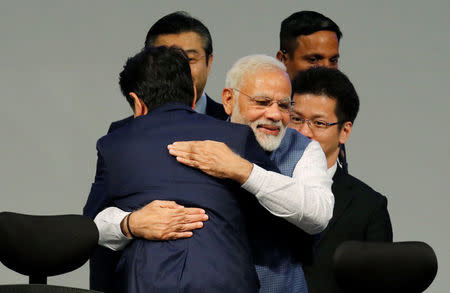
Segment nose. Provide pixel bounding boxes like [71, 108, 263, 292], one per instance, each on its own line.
[317, 59, 329, 68]
[264, 103, 283, 122]
[298, 122, 313, 139]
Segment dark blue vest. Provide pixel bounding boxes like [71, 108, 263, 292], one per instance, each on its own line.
[254, 128, 311, 293]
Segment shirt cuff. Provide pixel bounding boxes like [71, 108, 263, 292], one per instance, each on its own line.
[94, 207, 132, 251]
[241, 164, 266, 196]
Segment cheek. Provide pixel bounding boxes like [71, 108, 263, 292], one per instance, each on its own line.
[288, 123, 300, 132]
[191, 63, 208, 82]
[329, 63, 339, 69]
[292, 59, 309, 72]
[189, 65, 200, 81]
[239, 103, 261, 122]
[281, 113, 290, 127]
[318, 133, 340, 153]
[308, 131, 326, 146]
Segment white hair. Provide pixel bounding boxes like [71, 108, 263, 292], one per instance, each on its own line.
[225, 54, 286, 90]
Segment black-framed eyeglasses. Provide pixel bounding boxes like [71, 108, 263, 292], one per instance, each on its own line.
[290, 115, 340, 130]
[233, 88, 293, 112]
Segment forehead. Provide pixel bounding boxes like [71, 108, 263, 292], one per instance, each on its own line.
[295, 30, 339, 56]
[154, 31, 205, 54]
[241, 69, 291, 98]
[292, 93, 337, 117]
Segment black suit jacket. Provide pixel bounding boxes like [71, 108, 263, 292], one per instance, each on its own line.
[84, 96, 227, 292]
[303, 166, 393, 293]
[92, 104, 277, 292]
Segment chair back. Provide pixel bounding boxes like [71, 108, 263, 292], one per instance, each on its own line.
[333, 241, 438, 293]
[0, 212, 98, 286]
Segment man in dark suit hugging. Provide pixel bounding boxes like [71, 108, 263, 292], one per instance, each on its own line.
[289, 67, 393, 293]
[93, 46, 278, 292]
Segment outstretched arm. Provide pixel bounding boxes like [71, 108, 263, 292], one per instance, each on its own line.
[95, 201, 209, 251]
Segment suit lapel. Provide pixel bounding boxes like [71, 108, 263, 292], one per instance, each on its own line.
[319, 167, 355, 240]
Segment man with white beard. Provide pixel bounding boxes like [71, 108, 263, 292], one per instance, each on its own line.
[168, 55, 334, 293]
[96, 55, 333, 293]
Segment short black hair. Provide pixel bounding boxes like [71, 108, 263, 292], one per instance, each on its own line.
[292, 67, 359, 127]
[280, 11, 342, 57]
[119, 46, 194, 110]
[144, 11, 213, 63]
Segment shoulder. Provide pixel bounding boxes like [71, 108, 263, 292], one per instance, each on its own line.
[97, 127, 126, 152]
[339, 172, 388, 205]
[98, 116, 140, 152]
[108, 115, 133, 133]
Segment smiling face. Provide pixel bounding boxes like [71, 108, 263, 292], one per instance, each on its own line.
[223, 69, 291, 151]
[154, 31, 213, 98]
[281, 30, 339, 80]
[290, 93, 352, 168]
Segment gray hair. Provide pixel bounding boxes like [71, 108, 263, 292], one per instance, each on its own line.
[225, 54, 286, 90]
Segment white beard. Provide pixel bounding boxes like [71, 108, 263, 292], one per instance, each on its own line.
[230, 103, 286, 152]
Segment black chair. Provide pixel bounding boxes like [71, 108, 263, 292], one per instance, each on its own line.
[0, 212, 100, 292]
[333, 241, 438, 293]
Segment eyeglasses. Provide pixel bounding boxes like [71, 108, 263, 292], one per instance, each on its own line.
[233, 88, 293, 112]
[290, 115, 340, 130]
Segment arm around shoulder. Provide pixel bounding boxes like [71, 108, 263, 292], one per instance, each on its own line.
[241, 140, 334, 235]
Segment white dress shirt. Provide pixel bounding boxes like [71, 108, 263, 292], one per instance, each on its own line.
[242, 140, 333, 234]
[94, 138, 333, 251]
[194, 92, 207, 114]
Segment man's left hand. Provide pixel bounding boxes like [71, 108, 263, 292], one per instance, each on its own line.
[168, 140, 253, 184]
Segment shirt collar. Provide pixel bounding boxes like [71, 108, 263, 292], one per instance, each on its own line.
[194, 93, 207, 114]
[327, 162, 338, 178]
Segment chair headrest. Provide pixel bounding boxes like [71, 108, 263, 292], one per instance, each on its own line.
[333, 241, 438, 293]
[0, 212, 99, 277]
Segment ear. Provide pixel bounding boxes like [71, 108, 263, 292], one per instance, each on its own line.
[338, 121, 353, 144]
[130, 92, 148, 118]
[276, 50, 285, 63]
[222, 88, 235, 116]
[206, 54, 213, 75]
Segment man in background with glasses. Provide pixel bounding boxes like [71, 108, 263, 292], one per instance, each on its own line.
[289, 67, 393, 293]
[168, 55, 334, 293]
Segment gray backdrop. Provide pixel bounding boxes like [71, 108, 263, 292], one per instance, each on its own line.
[1, 0, 449, 291]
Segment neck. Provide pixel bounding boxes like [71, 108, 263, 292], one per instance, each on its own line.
[327, 150, 339, 169]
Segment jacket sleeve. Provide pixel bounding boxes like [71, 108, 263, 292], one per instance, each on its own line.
[83, 116, 131, 218]
[83, 140, 111, 219]
[366, 195, 393, 242]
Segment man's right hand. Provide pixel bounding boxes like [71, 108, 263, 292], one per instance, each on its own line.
[120, 200, 208, 240]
